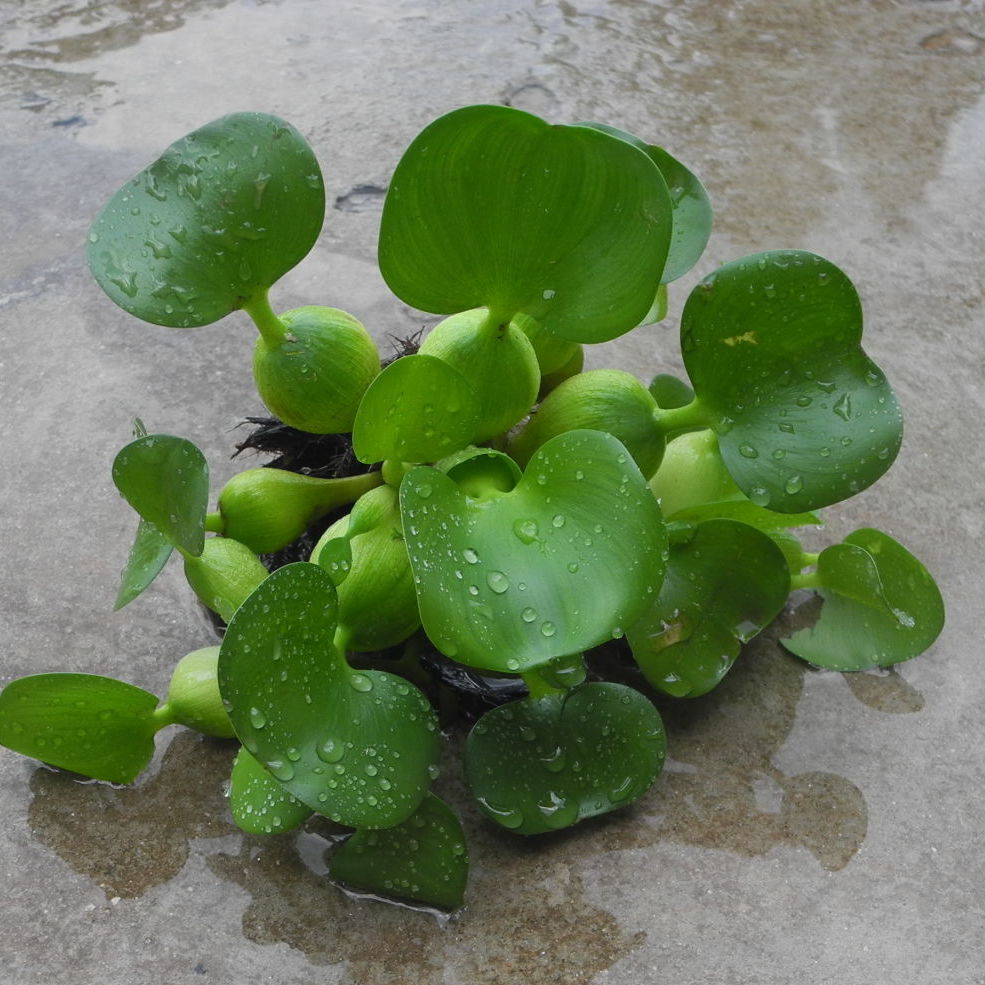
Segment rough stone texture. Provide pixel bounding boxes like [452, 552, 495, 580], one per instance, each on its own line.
[1, 0, 982, 982]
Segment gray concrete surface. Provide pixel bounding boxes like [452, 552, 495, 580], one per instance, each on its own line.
[1, 1, 983, 982]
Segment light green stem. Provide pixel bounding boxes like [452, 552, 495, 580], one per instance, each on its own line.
[243, 289, 288, 347]
[151, 703, 178, 731]
[478, 306, 517, 339]
[652, 398, 714, 439]
[205, 511, 224, 534]
[522, 670, 562, 700]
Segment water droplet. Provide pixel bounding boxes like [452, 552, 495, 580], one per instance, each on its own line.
[552, 514, 566, 528]
[286, 747, 301, 762]
[521, 607, 538, 623]
[512, 519, 539, 544]
[540, 621, 557, 638]
[609, 775, 635, 802]
[784, 475, 804, 495]
[506, 657, 521, 671]
[833, 393, 852, 421]
[795, 395, 813, 408]
[772, 448, 786, 460]
[574, 470, 585, 480]
[249, 707, 267, 729]
[778, 422, 795, 434]
[349, 674, 373, 693]
[267, 760, 295, 782]
[749, 487, 771, 507]
[542, 746, 566, 772]
[567, 561, 579, 574]
[739, 444, 758, 459]
[416, 483, 433, 499]
[519, 726, 536, 742]
[468, 584, 480, 597]
[487, 570, 510, 594]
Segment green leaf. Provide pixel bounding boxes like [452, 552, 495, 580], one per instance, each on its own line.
[668, 500, 820, 532]
[681, 251, 902, 511]
[627, 519, 790, 697]
[218, 563, 440, 828]
[352, 355, 481, 464]
[582, 124, 712, 284]
[400, 430, 667, 673]
[0, 674, 160, 783]
[330, 793, 469, 910]
[781, 528, 945, 670]
[379, 105, 672, 343]
[437, 446, 522, 498]
[465, 683, 665, 834]
[648, 373, 694, 410]
[114, 517, 174, 609]
[228, 746, 312, 834]
[112, 434, 209, 556]
[88, 112, 324, 327]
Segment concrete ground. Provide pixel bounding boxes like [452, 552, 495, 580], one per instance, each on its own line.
[1, 0, 982, 982]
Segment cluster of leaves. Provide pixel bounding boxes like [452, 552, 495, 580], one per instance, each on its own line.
[0, 107, 944, 911]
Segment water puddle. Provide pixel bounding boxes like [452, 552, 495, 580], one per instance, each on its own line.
[23, 609, 923, 980]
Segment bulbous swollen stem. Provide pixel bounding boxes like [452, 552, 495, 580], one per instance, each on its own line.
[243, 289, 289, 347]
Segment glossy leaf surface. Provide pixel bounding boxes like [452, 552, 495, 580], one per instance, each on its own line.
[352, 355, 481, 465]
[228, 746, 312, 834]
[218, 563, 439, 828]
[465, 683, 665, 834]
[584, 123, 712, 284]
[400, 430, 667, 672]
[627, 519, 790, 697]
[0, 674, 159, 783]
[782, 529, 944, 670]
[682, 251, 902, 512]
[330, 793, 469, 910]
[379, 105, 672, 343]
[114, 517, 174, 609]
[88, 112, 324, 327]
[112, 434, 209, 556]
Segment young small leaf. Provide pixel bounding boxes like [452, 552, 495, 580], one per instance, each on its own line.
[229, 746, 313, 835]
[352, 354, 481, 464]
[400, 430, 667, 673]
[781, 528, 944, 670]
[681, 251, 902, 512]
[112, 434, 209, 556]
[330, 793, 469, 910]
[465, 683, 666, 835]
[88, 112, 324, 327]
[218, 563, 440, 828]
[626, 519, 790, 697]
[0, 674, 160, 783]
[114, 517, 174, 610]
[379, 105, 672, 343]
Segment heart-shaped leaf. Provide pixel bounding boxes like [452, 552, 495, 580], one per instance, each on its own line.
[0, 674, 161, 783]
[228, 746, 313, 835]
[379, 105, 672, 343]
[582, 123, 712, 284]
[681, 251, 902, 511]
[112, 434, 209, 556]
[114, 517, 174, 609]
[400, 430, 667, 673]
[218, 563, 440, 828]
[88, 112, 324, 327]
[465, 682, 666, 834]
[626, 519, 790, 697]
[781, 528, 944, 670]
[352, 354, 481, 465]
[329, 793, 469, 910]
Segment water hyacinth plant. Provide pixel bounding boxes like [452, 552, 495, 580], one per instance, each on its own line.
[0, 106, 944, 911]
